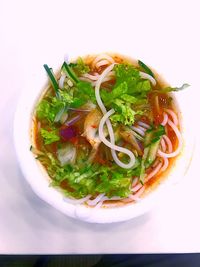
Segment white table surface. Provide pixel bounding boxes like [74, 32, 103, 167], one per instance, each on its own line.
[0, 0, 200, 254]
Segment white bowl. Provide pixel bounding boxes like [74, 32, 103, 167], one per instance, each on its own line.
[14, 54, 194, 223]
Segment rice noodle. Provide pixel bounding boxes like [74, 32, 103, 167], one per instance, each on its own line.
[130, 186, 146, 200]
[95, 63, 115, 113]
[82, 73, 99, 81]
[87, 194, 105, 206]
[89, 195, 123, 208]
[99, 109, 136, 169]
[123, 186, 146, 202]
[92, 75, 114, 86]
[95, 64, 135, 169]
[164, 108, 178, 126]
[96, 59, 110, 68]
[161, 113, 168, 126]
[79, 77, 91, 83]
[130, 126, 145, 136]
[132, 177, 138, 187]
[160, 138, 167, 152]
[63, 195, 91, 205]
[145, 162, 163, 182]
[163, 134, 173, 153]
[139, 71, 156, 86]
[160, 156, 169, 172]
[137, 121, 150, 129]
[158, 119, 182, 158]
[92, 54, 115, 68]
[131, 183, 143, 193]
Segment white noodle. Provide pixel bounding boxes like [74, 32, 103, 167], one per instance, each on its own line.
[145, 162, 162, 182]
[137, 121, 150, 129]
[161, 113, 168, 126]
[139, 71, 156, 86]
[92, 75, 114, 86]
[82, 73, 99, 81]
[164, 108, 178, 126]
[122, 186, 145, 202]
[132, 177, 138, 187]
[95, 64, 135, 169]
[92, 54, 115, 68]
[96, 59, 110, 68]
[163, 134, 173, 153]
[87, 194, 105, 206]
[79, 77, 91, 83]
[91, 196, 123, 208]
[99, 109, 136, 169]
[160, 156, 169, 172]
[95, 63, 115, 113]
[158, 119, 182, 158]
[160, 138, 167, 152]
[130, 126, 145, 136]
[102, 196, 123, 201]
[131, 183, 143, 193]
[63, 195, 91, 205]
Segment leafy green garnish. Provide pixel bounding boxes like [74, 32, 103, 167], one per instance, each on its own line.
[99, 63, 152, 126]
[42, 153, 142, 198]
[111, 99, 138, 126]
[40, 128, 60, 145]
[62, 62, 79, 83]
[69, 57, 90, 75]
[144, 125, 165, 146]
[114, 63, 140, 88]
[62, 62, 96, 104]
[138, 60, 155, 78]
[36, 100, 57, 123]
[76, 81, 96, 102]
[43, 64, 59, 97]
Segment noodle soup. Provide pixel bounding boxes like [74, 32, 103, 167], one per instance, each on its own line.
[31, 53, 188, 208]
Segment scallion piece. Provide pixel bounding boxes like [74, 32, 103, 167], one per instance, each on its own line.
[62, 62, 79, 83]
[138, 60, 155, 78]
[43, 64, 59, 97]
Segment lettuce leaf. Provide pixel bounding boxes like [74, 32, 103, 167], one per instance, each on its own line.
[40, 128, 60, 145]
[46, 158, 136, 198]
[111, 99, 143, 126]
[114, 63, 140, 88]
[69, 57, 90, 75]
[36, 100, 55, 123]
